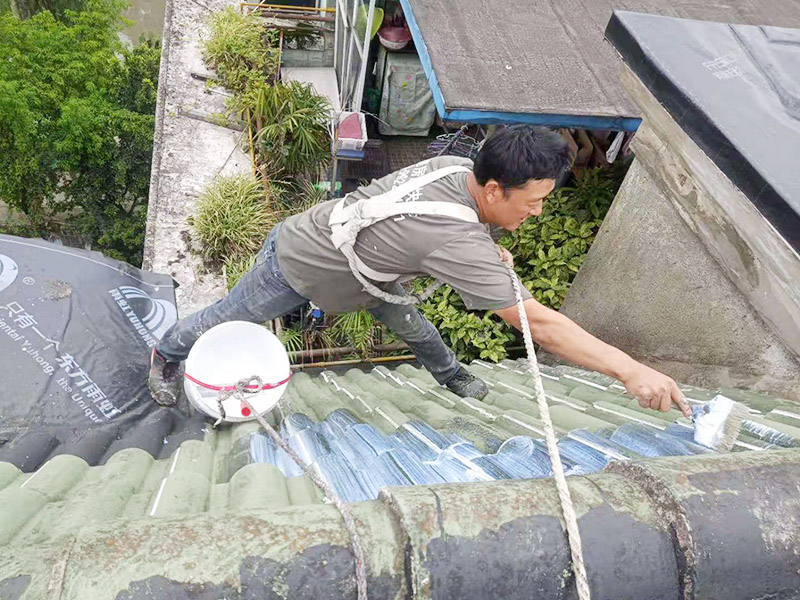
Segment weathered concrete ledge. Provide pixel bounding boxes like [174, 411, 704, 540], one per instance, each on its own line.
[143, 0, 250, 316]
[558, 64, 800, 400]
[1, 449, 798, 599]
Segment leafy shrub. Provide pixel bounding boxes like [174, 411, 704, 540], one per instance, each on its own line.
[500, 167, 620, 310]
[418, 285, 515, 363]
[191, 174, 277, 263]
[279, 322, 337, 363]
[248, 81, 331, 176]
[329, 310, 376, 355]
[202, 7, 279, 98]
[278, 322, 305, 355]
[0, 4, 160, 266]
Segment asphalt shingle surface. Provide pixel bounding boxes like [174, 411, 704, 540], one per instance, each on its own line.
[403, 0, 800, 120]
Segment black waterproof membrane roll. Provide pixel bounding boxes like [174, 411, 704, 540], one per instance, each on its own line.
[606, 11, 800, 250]
[0, 235, 204, 470]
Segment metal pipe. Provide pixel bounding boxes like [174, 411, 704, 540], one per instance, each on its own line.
[277, 27, 284, 68]
[259, 11, 335, 22]
[241, 2, 336, 12]
[288, 342, 408, 361]
[291, 354, 416, 370]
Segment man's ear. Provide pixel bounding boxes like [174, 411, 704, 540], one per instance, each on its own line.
[484, 179, 503, 204]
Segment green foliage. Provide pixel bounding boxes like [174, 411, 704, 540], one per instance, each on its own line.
[500, 167, 620, 310]
[329, 310, 376, 355]
[4, 0, 94, 22]
[202, 7, 279, 98]
[248, 81, 331, 176]
[191, 174, 278, 263]
[0, 1, 159, 265]
[117, 37, 160, 115]
[0, 215, 38, 238]
[201, 7, 330, 179]
[417, 284, 515, 363]
[278, 322, 305, 355]
[224, 253, 256, 291]
[275, 178, 328, 220]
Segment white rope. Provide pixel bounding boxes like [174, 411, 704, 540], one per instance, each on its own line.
[506, 264, 592, 600]
[229, 378, 369, 600]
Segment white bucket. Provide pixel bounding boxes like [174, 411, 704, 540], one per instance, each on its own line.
[184, 321, 291, 422]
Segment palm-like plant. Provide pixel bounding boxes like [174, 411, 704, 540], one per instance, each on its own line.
[278, 322, 305, 355]
[248, 81, 332, 176]
[330, 310, 376, 355]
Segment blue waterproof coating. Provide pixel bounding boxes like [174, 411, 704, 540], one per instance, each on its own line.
[238, 410, 717, 502]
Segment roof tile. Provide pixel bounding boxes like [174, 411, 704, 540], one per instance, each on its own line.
[1, 360, 797, 550]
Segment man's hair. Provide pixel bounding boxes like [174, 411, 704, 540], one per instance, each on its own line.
[472, 125, 572, 189]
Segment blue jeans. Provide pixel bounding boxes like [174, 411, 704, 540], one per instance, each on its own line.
[157, 224, 461, 384]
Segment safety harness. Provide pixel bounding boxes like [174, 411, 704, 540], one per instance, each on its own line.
[329, 165, 478, 304]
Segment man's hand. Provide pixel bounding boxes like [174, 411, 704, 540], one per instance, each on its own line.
[497, 245, 514, 267]
[620, 362, 692, 418]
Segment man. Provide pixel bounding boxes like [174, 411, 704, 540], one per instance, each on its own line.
[150, 126, 691, 418]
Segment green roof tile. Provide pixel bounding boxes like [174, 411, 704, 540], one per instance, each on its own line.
[0, 360, 796, 566]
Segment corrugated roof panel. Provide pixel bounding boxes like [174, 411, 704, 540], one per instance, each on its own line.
[1, 361, 796, 550]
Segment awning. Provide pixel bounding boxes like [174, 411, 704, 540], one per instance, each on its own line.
[400, 0, 800, 131]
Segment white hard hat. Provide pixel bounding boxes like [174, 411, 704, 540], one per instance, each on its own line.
[184, 321, 291, 422]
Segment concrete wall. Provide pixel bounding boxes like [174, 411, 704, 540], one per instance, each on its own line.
[560, 159, 800, 398]
[282, 30, 335, 68]
[143, 0, 251, 316]
[558, 65, 800, 401]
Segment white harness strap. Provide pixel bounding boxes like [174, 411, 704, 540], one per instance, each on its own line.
[329, 165, 478, 303]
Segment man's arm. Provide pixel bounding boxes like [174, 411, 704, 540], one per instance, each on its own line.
[494, 297, 692, 418]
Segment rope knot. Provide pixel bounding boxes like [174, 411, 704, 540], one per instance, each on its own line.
[235, 375, 263, 395]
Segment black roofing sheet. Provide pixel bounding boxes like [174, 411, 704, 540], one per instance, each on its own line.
[606, 11, 800, 250]
[0, 236, 205, 470]
[404, 0, 800, 126]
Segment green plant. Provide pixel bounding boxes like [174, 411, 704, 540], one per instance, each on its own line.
[278, 322, 305, 355]
[276, 178, 328, 219]
[223, 253, 255, 290]
[5, 0, 94, 21]
[248, 81, 331, 176]
[202, 7, 279, 98]
[0, 1, 160, 265]
[417, 284, 515, 362]
[279, 322, 338, 363]
[500, 167, 619, 310]
[0, 214, 37, 238]
[192, 174, 277, 263]
[329, 310, 376, 355]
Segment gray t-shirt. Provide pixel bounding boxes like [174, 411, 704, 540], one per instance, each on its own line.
[277, 156, 531, 313]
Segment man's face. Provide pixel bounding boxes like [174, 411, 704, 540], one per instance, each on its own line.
[486, 178, 556, 230]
